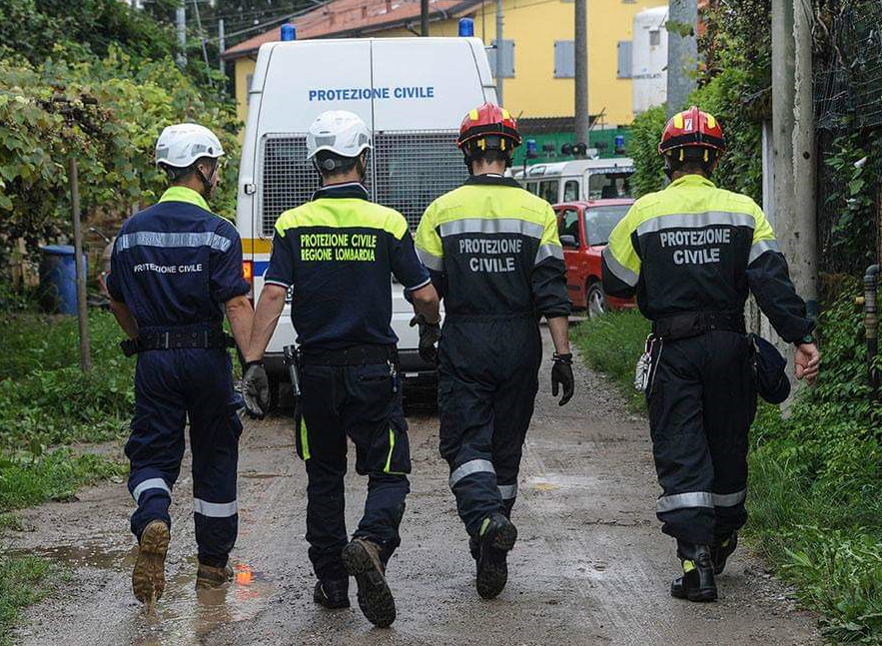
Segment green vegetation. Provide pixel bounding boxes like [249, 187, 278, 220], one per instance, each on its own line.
[572, 312, 650, 412]
[0, 555, 58, 646]
[577, 284, 882, 643]
[0, 310, 132, 512]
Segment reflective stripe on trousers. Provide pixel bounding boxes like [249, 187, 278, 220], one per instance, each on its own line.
[656, 489, 747, 513]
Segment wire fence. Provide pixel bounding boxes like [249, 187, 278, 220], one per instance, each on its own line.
[814, 0, 882, 275]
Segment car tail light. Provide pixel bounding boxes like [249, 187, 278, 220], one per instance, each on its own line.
[243, 260, 254, 303]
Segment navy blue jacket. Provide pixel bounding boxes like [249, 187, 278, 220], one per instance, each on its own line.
[107, 187, 250, 333]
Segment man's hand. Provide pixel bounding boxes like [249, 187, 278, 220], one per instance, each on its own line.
[242, 361, 270, 419]
[795, 343, 820, 384]
[551, 353, 575, 406]
[410, 314, 441, 364]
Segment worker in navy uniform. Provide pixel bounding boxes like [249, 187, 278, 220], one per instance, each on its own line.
[414, 103, 574, 600]
[107, 124, 254, 605]
[242, 111, 440, 628]
[602, 106, 820, 602]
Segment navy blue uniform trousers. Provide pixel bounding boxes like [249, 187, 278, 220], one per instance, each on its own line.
[296, 360, 411, 581]
[125, 348, 242, 568]
[438, 317, 542, 537]
[647, 331, 756, 546]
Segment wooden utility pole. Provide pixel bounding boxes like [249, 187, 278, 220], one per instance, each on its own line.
[495, 0, 504, 105]
[574, 0, 590, 147]
[176, 2, 187, 68]
[69, 158, 92, 373]
[666, 0, 698, 117]
[218, 19, 226, 80]
[420, 0, 429, 35]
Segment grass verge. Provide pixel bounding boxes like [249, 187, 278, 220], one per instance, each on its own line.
[0, 555, 57, 646]
[571, 310, 650, 413]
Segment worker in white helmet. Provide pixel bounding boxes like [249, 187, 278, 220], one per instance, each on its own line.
[242, 111, 440, 627]
[106, 123, 255, 605]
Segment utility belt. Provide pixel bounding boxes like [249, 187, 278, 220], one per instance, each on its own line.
[120, 326, 234, 357]
[651, 311, 745, 341]
[444, 311, 535, 322]
[298, 344, 398, 367]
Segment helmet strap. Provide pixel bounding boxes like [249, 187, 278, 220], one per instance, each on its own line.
[195, 164, 214, 199]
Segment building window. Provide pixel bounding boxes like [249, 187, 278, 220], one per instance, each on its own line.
[554, 40, 575, 78]
[488, 39, 515, 78]
[649, 30, 661, 46]
[617, 41, 633, 79]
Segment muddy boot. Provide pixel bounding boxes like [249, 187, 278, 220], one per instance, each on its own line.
[711, 532, 738, 575]
[195, 563, 234, 589]
[341, 538, 396, 628]
[475, 513, 518, 600]
[314, 578, 350, 609]
[670, 541, 717, 602]
[132, 519, 170, 606]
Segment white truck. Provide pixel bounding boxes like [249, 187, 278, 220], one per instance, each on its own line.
[510, 157, 636, 204]
[236, 35, 497, 400]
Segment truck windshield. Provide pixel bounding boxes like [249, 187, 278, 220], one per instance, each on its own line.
[584, 204, 630, 246]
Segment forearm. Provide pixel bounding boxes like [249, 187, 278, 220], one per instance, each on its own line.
[224, 295, 254, 354]
[109, 299, 139, 339]
[411, 284, 441, 324]
[548, 316, 571, 355]
[245, 286, 286, 362]
[747, 253, 814, 343]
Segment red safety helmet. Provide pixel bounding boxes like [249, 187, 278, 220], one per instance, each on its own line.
[658, 106, 726, 159]
[457, 103, 522, 151]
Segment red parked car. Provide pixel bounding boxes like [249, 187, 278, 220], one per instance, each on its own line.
[554, 199, 637, 318]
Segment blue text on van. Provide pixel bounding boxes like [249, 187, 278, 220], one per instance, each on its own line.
[308, 87, 435, 101]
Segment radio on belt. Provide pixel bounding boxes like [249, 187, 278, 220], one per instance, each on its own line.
[283, 345, 301, 398]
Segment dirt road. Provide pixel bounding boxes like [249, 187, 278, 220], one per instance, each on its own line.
[6, 329, 821, 645]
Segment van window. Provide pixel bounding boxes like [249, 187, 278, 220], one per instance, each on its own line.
[587, 172, 633, 200]
[563, 180, 579, 202]
[558, 208, 581, 247]
[538, 180, 558, 204]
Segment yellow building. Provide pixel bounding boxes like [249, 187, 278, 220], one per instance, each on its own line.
[223, 0, 666, 131]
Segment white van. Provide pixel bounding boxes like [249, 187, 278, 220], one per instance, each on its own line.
[236, 36, 496, 397]
[510, 158, 635, 204]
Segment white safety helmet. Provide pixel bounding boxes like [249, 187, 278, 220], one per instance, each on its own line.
[155, 123, 225, 169]
[306, 111, 372, 168]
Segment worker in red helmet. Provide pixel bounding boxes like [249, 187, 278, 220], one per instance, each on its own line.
[413, 102, 573, 600]
[602, 106, 820, 602]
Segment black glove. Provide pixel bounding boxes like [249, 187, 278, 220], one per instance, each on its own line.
[242, 361, 270, 419]
[551, 353, 575, 406]
[409, 314, 442, 364]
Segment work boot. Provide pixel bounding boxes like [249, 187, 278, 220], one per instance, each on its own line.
[132, 519, 170, 606]
[711, 532, 738, 575]
[196, 563, 234, 589]
[314, 578, 351, 609]
[475, 513, 518, 600]
[341, 538, 396, 628]
[670, 541, 717, 602]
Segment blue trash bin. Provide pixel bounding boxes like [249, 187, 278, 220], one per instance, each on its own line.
[39, 245, 87, 316]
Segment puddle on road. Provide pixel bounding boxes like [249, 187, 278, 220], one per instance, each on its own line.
[6, 540, 133, 571]
[12, 540, 274, 646]
[135, 561, 274, 646]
